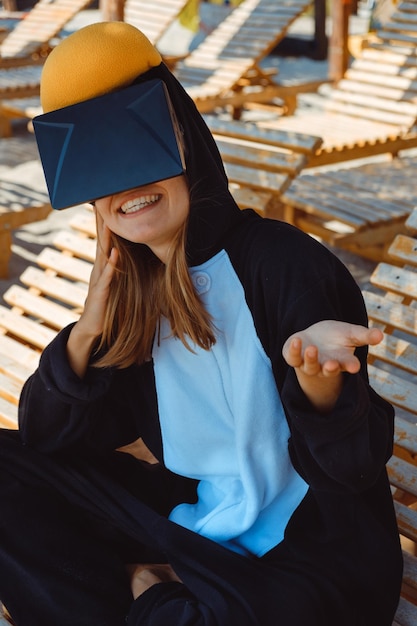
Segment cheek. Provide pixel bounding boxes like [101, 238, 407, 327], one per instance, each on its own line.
[95, 203, 115, 227]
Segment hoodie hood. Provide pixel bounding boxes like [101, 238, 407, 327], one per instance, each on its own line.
[138, 63, 242, 266]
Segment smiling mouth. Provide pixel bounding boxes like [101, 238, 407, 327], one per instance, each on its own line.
[119, 194, 161, 214]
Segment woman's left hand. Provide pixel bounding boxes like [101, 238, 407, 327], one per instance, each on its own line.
[282, 321, 383, 413]
[126, 563, 182, 600]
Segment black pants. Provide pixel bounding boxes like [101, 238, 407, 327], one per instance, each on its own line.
[0, 430, 179, 626]
[0, 430, 401, 626]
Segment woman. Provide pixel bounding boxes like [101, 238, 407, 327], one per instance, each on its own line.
[0, 21, 402, 626]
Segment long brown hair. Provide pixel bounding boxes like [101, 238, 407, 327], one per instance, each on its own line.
[93, 217, 216, 369]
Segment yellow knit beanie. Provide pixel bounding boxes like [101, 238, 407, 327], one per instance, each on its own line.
[40, 21, 162, 113]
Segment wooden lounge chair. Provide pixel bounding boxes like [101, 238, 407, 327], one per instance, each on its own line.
[363, 207, 417, 625]
[280, 154, 417, 262]
[0, 0, 193, 134]
[0, 0, 94, 68]
[0, 0, 94, 134]
[173, 0, 324, 118]
[252, 0, 417, 167]
[0, 137, 51, 278]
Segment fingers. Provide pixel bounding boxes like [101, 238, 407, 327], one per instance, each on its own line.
[127, 563, 182, 600]
[347, 324, 383, 347]
[283, 322, 384, 375]
[286, 338, 347, 377]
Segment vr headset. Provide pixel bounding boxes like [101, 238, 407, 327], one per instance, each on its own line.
[33, 78, 186, 210]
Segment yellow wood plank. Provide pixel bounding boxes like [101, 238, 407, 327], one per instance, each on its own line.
[368, 363, 417, 415]
[0, 345, 37, 384]
[388, 234, 417, 265]
[0, 394, 18, 429]
[204, 115, 322, 154]
[371, 263, 417, 300]
[364, 291, 417, 337]
[405, 208, 417, 234]
[36, 247, 92, 283]
[20, 266, 87, 309]
[53, 230, 96, 263]
[4, 285, 80, 329]
[215, 135, 306, 175]
[0, 333, 40, 371]
[0, 304, 56, 350]
[224, 161, 290, 194]
[369, 334, 417, 375]
[0, 370, 21, 404]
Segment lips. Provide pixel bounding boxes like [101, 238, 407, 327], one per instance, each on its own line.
[119, 194, 161, 214]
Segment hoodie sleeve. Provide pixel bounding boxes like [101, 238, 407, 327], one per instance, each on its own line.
[127, 583, 218, 626]
[238, 219, 395, 496]
[275, 251, 395, 494]
[281, 366, 394, 493]
[127, 580, 259, 626]
[18, 324, 147, 455]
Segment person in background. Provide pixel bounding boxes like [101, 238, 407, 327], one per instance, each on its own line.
[179, 0, 244, 50]
[0, 21, 402, 626]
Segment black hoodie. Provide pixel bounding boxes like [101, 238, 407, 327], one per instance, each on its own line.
[13, 62, 402, 626]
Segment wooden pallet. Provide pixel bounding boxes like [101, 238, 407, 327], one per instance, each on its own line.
[280, 155, 417, 262]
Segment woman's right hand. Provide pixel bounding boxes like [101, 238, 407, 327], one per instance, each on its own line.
[66, 212, 119, 378]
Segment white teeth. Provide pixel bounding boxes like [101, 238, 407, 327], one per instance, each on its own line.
[120, 194, 160, 214]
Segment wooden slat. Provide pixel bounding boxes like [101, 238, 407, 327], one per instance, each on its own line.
[0, 0, 93, 60]
[228, 185, 272, 214]
[395, 501, 417, 544]
[20, 266, 87, 309]
[36, 247, 92, 284]
[204, 115, 322, 155]
[405, 209, 417, 233]
[68, 209, 96, 238]
[215, 135, 307, 175]
[394, 595, 417, 626]
[368, 333, 417, 375]
[364, 291, 417, 336]
[371, 263, 417, 300]
[4, 285, 80, 329]
[0, 304, 56, 349]
[403, 550, 417, 593]
[368, 363, 417, 415]
[0, 369, 22, 405]
[0, 334, 40, 371]
[388, 455, 417, 499]
[225, 161, 291, 195]
[124, 0, 187, 44]
[0, 344, 37, 384]
[387, 234, 417, 265]
[52, 230, 97, 262]
[394, 416, 417, 457]
[0, 394, 18, 429]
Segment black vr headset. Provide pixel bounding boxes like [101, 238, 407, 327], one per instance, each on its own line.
[33, 78, 186, 210]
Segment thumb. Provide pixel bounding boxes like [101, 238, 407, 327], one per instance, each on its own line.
[350, 325, 383, 347]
